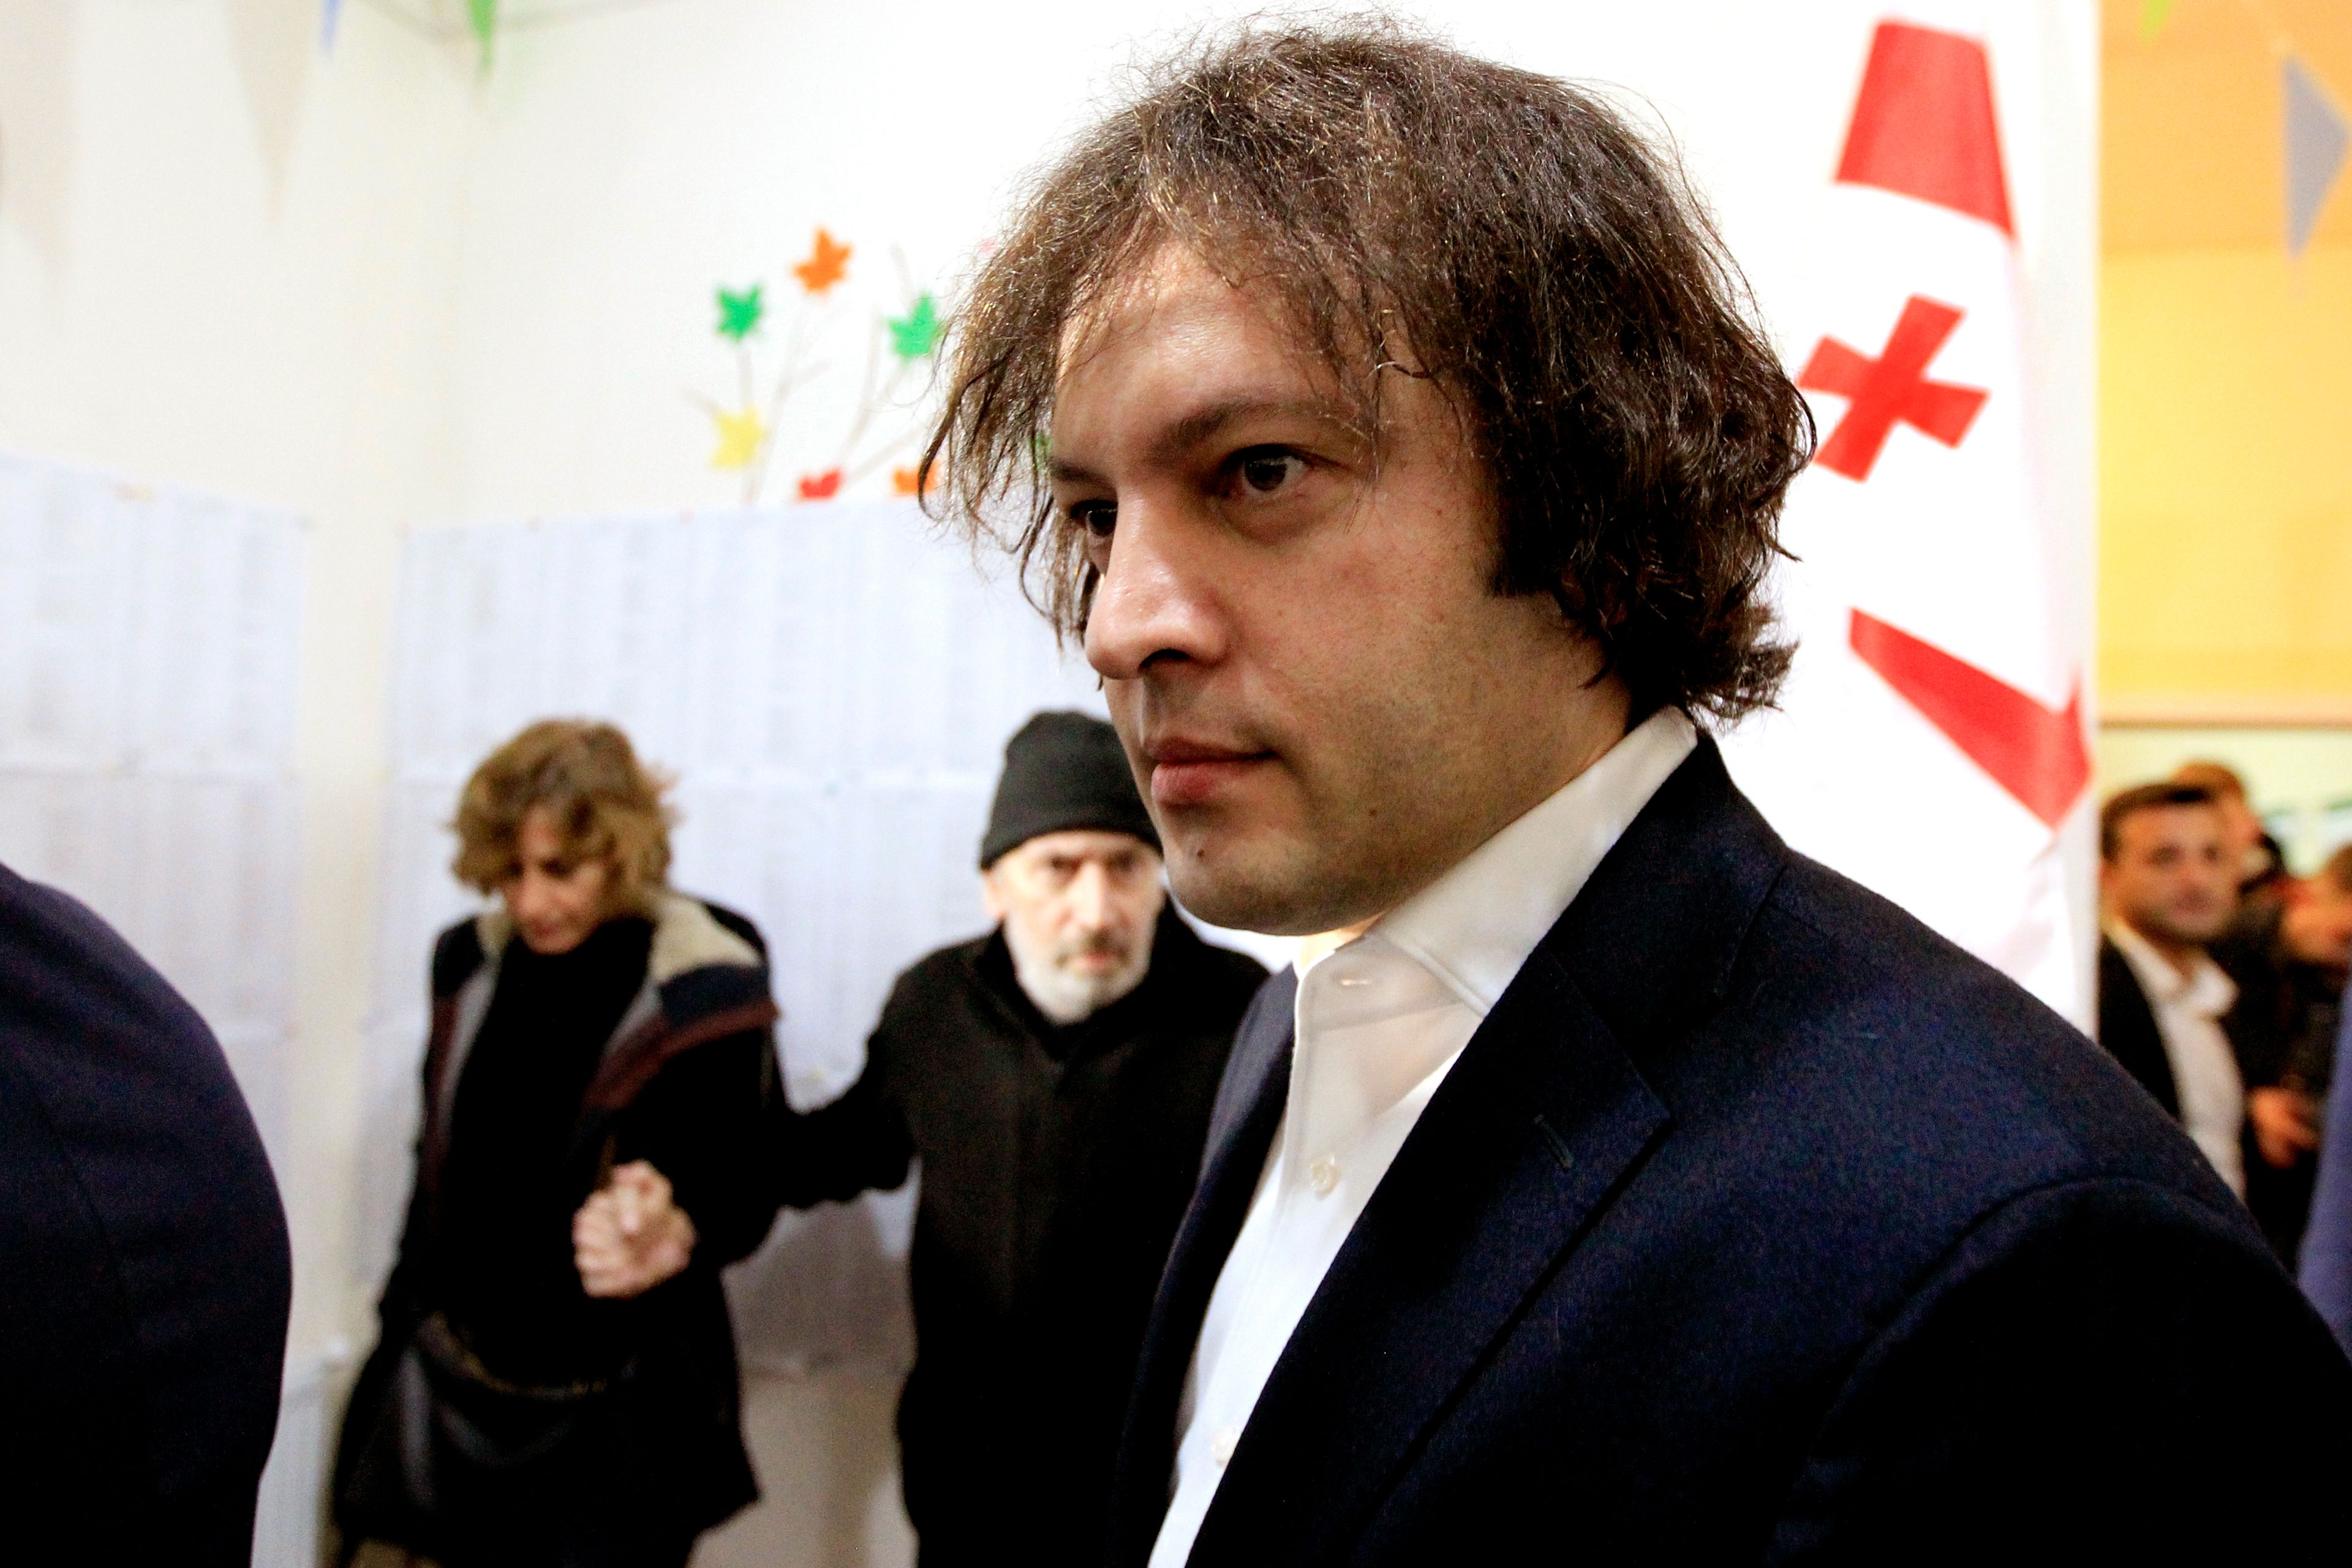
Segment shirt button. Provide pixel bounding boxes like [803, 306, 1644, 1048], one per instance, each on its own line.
[1212, 1427, 1240, 1466]
[1308, 1153, 1341, 1196]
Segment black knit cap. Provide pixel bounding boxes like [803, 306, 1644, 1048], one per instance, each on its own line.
[979, 710, 1160, 868]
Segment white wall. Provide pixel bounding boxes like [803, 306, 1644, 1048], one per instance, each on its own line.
[443, 0, 2092, 521]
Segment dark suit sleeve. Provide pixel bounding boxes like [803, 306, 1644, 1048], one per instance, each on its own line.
[771, 1023, 916, 1208]
[1768, 1178, 2352, 1561]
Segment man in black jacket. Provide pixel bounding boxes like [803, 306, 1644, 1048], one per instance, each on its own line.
[917, 21, 2352, 1562]
[0, 861, 292, 1564]
[589, 711, 1265, 1566]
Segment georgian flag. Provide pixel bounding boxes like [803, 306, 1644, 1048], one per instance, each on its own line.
[1723, 9, 2094, 1020]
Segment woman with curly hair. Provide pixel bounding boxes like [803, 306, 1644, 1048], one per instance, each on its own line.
[336, 719, 778, 1568]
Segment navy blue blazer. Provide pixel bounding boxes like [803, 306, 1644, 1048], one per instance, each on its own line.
[0, 862, 292, 1564]
[1110, 740, 2352, 1563]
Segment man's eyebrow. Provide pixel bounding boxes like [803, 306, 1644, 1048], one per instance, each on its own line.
[1047, 397, 1360, 485]
[1151, 398, 1357, 464]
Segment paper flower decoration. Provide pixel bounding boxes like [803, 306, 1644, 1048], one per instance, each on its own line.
[710, 407, 768, 470]
[716, 284, 765, 342]
[793, 229, 853, 295]
[693, 230, 949, 502]
[888, 293, 941, 360]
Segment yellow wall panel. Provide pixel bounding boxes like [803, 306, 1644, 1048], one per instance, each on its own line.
[2100, 0, 2352, 720]
[2099, 248, 2352, 709]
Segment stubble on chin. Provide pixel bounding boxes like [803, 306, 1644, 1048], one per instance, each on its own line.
[1158, 805, 1379, 938]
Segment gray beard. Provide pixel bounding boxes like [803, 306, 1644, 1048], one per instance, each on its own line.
[1003, 917, 1152, 1025]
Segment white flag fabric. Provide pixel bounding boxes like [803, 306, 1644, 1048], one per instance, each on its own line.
[1723, 6, 2094, 1021]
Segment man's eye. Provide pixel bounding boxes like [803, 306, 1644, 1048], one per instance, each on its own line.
[1235, 450, 1306, 494]
[1071, 501, 1117, 538]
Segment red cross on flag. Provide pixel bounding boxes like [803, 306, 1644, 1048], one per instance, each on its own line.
[1722, 7, 2095, 1022]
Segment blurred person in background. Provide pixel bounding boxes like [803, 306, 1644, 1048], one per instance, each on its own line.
[2218, 846, 2352, 1262]
[2174, 760, 2290, 908]
[334, 720, 780, 1568]
[577, 710, 1267, 1567]
[2301, 983, 2352, 1352]
[0, 864, 291, 1566]
[2098, 783, 2248, 1195]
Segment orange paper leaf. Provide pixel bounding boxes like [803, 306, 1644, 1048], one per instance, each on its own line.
[891, 465, 938, 497]
[792, 228, 852, 295]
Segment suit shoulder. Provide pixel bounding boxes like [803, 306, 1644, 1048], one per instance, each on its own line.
[1733, 852, 2227, 1203]
[0, 862, 210, 1047]
[1762, 853, 2082, 1050]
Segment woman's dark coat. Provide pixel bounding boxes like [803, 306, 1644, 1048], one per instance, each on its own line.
[339, 892, 780, 1558]
[772, 907, 1265, 1567]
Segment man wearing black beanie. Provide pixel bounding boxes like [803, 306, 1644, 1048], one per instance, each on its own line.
[574, 710, 1264, 1567]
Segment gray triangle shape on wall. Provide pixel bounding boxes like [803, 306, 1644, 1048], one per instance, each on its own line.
[2284, 56, 2350, 257]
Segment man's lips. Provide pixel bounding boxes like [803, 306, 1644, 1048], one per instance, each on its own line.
[1144, 739, 1273, 809]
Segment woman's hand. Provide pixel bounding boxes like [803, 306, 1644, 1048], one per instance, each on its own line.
[573, 1161, 698, 1298]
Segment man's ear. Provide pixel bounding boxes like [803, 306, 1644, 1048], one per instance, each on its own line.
[981, 867, 1008, 922]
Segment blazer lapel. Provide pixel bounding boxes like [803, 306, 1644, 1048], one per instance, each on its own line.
[1186, 739, 1785, 1564]
[1108, 967, 1298, 1566]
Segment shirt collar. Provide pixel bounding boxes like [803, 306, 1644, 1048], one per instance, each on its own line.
[2106, 918, 2237, 1017]
[1366, 707, 1698, 1017]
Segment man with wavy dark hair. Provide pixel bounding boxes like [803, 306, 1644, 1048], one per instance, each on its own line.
[927, 21, 2349, 1563]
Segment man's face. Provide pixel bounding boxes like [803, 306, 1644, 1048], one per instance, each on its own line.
[983, 829, 1166, 1020]
[2104, 804, 2236, 951]
[1051, 246, 1628, 935]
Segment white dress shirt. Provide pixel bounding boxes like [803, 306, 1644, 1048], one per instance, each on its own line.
[2106, 920, 2245, 1196]
[1147, 708, 1698, 1567]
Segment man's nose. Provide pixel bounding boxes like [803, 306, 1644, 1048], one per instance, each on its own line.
[1083, 500, 1227, 682]
[1066, 863, 1113, 930]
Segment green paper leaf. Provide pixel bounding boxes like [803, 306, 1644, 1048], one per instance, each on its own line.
[469, 0, 497, 71]
[2140, 0, 2173, 42]
[888, 293, 940, 360]
[716, 284, 765, 342]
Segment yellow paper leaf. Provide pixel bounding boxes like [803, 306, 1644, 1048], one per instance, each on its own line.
[710, 407, 767, 470]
